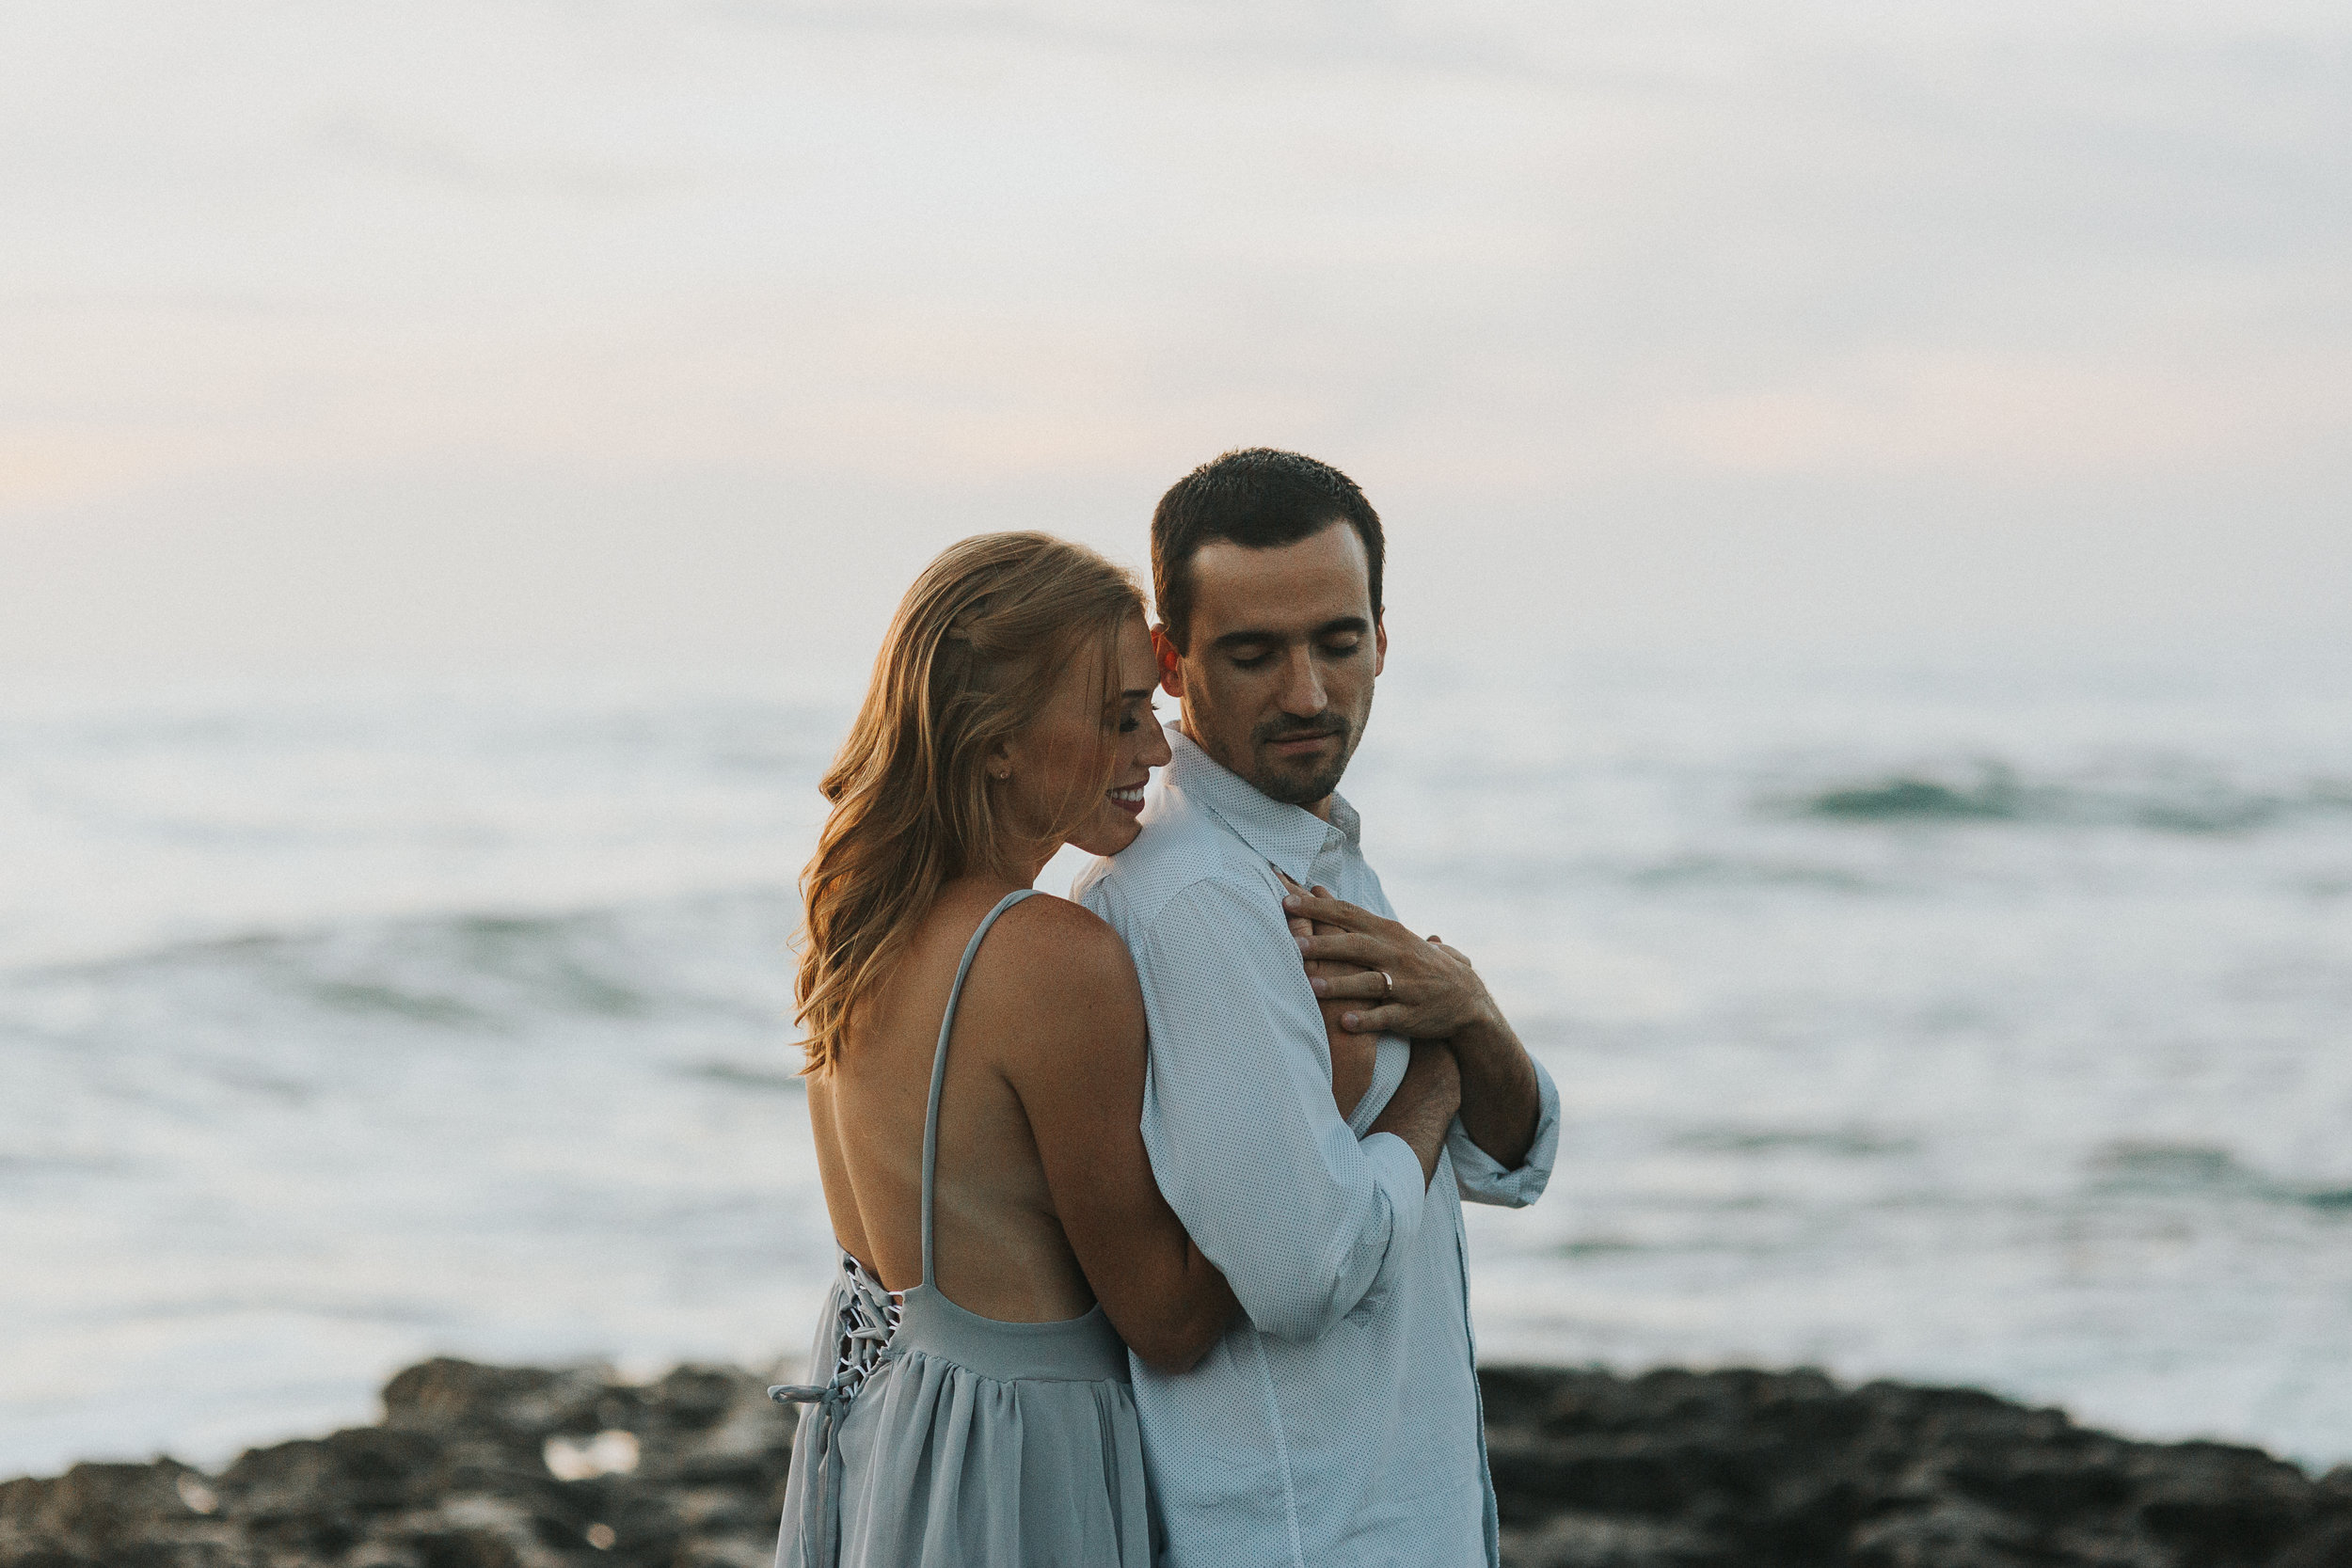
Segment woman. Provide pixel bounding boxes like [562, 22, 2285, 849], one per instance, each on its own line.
[776, 532, 1236, 1568]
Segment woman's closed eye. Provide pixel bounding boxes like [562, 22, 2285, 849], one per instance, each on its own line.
[1231, 638, 1357, 670]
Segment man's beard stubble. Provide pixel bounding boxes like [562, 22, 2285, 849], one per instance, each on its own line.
[1248, 715, 1357, 807]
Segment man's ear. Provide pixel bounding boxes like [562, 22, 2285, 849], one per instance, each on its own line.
[1150, 623, 1184, 699]
[1373, 613, 1388, 678]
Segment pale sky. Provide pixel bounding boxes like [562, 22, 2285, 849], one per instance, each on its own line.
[4, 1, 2347, 683]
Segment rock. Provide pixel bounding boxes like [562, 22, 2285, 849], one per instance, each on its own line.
[1500, 1510, 1731, 1568]
[0, 1461, 212, 1550]
[5, 1359, 2348, 1567]
[0, 1360, 794, 1568]
[1481, 1367, 2351, 1568]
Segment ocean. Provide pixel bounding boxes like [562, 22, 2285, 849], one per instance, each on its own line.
[5, 649, 2350, 1477]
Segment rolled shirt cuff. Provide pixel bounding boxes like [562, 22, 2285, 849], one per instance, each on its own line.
[1449, 1057, 1561, 1209]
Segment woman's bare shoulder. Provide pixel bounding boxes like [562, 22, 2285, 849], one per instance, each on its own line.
[964, 894, 1143, 1046]
[989, 893, 1135, 982]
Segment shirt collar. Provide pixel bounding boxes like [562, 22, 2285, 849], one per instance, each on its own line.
[1164, 728, 1360, 884]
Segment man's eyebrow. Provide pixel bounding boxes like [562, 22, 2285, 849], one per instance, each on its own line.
[1206, 616, 1371, 653]
[1120, 687, 1155, 701]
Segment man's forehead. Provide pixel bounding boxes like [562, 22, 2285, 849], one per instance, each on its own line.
[1187, 524, 1371, 629]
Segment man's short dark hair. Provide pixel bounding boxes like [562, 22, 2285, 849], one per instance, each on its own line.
[1151, 449, 1385, 652]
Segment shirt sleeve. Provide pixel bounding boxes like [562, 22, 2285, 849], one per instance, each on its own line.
[1449, 1053, 1562, 1209]
[1113, 876, 1430, 1341]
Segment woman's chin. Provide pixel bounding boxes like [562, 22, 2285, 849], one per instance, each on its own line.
[1066, 809, 1142, 859]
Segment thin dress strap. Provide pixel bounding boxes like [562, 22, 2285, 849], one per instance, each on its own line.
[921, 889, 1040, 1289]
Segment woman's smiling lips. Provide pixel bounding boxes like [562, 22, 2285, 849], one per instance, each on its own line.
[1107, 784, 1147, 816]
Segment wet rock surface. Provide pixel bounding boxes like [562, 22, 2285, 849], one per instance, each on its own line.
[0, 1359, 793, 1568]
[7, 1359, 2349, 1568]
[1483, 1367, 2352, 1567]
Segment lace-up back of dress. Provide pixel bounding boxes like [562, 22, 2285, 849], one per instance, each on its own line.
[828, 1253, 904, 1400]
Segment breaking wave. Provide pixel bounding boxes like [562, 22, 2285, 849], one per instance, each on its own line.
[2088, 1141, 2352, 1213]
[1788, 765, 2352, 833]
[1, 889, 799, 1053]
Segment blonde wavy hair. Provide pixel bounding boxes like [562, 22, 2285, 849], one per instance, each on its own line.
[795, 531, 1145, 1075]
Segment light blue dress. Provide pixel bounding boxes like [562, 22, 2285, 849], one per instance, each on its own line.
[773, 889, 1155, 1568]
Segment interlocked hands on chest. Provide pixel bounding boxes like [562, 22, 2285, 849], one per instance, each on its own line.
[1275, 875, 1499, 1042]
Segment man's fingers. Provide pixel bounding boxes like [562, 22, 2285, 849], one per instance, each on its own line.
[1309, 968, 1393, 1000]
[1295, 931, 1385, 965]
[1280, 893, 1384, 931]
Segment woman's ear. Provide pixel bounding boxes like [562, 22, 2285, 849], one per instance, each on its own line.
[984, 735, 1015, 783]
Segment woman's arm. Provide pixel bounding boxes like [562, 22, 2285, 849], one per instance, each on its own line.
[991, 897, 1237, 1372]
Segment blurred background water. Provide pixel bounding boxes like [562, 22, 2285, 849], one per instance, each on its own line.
[5, 648, 2349, 1476]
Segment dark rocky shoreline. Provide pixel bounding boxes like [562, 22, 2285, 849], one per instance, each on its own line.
[7, 1358, 2348, 1568]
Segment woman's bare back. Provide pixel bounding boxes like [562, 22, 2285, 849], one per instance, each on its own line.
[808, 882, 1101, 1322]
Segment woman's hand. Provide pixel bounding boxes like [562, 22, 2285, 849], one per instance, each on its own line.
[1275, 871, 1373, 1030]
[1275, 869, 1378, 1117]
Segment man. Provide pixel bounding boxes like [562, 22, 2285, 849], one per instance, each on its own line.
[1073, 448, 1560, 1568]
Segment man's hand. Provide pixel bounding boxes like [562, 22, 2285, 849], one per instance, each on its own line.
[1285, 886, 1544, 1172]
[1284, 888, 1495, 1041]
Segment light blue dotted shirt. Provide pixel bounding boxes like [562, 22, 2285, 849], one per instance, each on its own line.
[1074, 729, 1562, 1568]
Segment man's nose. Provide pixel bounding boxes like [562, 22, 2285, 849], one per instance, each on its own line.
[1279, 646, 1327, 715]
